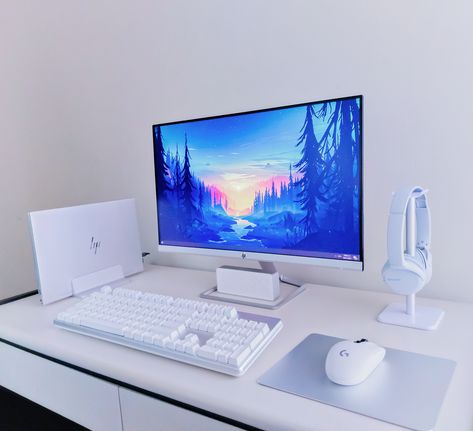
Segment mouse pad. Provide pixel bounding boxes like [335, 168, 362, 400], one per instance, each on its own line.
[258, 333, 456, 431]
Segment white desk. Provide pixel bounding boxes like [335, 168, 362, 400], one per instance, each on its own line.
[0, 265, 472, 431]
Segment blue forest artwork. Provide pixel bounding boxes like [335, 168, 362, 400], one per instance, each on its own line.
[154, 97, 361, 261]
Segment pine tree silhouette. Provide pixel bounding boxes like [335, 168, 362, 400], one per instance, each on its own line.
[313, 99, 360, 233]
[198, 182, 204, 216]
[338, 100, 359, 232]
[294, 105, 326, 235]
[288, 163, 296, 210]
[173, 145, 182, 208]
[253, 192, 259, 213]
[339, 104, 353, 225]
[165, 149, 172, 177]
[313, 101, 341, 197]
[264, 188, 270, 213]
[153, 126, 171, 197]
[271, 181, 276, 211]
[288, 163, 294, 202]
[181, 135, 197, 225]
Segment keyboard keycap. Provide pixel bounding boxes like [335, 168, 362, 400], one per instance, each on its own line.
[197, 345, 220, 361]
[247, 331, 264, 350]
[185, 343, 199, 355]
[217, 350, 232, 364]
[229, 345, 251, 367]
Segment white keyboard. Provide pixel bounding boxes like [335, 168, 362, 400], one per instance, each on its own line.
[54, 286, 283, 376]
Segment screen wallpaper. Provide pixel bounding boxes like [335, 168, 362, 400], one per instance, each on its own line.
[154, 96, 361, 261]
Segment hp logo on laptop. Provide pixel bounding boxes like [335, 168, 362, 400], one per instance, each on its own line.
[90, 236, 101, 255]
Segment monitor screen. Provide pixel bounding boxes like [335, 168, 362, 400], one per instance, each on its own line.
[153, 95, 362, 266]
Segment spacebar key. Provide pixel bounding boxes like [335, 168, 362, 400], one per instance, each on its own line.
[80, 318, 124, 336]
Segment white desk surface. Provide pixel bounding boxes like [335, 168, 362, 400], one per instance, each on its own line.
[0, 265, 472, 431]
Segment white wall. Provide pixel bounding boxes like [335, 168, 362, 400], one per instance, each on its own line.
[1, 1, 472, 302]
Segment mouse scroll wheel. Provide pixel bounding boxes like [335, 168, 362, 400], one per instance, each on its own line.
[354, 338, 368, 343]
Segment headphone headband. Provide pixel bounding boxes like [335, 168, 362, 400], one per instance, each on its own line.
[387, 186, 431, 268]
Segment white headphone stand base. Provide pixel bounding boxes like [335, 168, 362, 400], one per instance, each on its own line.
[378, 302, 444, 330]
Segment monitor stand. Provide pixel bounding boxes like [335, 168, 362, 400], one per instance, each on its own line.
[199, 261, 305, 310]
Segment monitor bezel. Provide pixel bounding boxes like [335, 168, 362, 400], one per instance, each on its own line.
[153, 94, 364, 271]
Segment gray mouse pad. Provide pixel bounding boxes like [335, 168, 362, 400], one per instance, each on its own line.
[258, 334, 456, 431]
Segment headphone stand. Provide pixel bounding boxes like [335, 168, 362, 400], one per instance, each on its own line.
[380, 187, 444, 331]
[377, 293, 444, 330]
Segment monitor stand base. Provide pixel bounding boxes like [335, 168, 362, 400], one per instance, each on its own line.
[199, 261, 305, 310]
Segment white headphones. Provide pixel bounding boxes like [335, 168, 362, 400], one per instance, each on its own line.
[382, 186, 432, 296]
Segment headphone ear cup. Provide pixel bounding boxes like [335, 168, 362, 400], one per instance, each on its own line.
[404, 251, 425, 271]
[422, 248, 432, 283]
[413, 248, 432, 283]
[415, 248, 427, 269]
[382, 255, 426, 295]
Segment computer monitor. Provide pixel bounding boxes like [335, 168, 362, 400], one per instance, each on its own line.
[153, 95, 363, 297]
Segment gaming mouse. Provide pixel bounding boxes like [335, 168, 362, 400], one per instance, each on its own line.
[325, 338, 386, 385]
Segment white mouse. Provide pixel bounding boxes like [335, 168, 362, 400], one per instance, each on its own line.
[325, 338, 386, 386]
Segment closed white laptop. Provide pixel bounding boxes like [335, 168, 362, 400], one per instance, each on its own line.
[29, 198, 144, 305]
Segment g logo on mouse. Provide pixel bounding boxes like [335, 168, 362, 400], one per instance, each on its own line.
[339, 349, 349, 357]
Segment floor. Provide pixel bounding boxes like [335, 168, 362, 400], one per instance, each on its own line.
[0, 385, 88, 430]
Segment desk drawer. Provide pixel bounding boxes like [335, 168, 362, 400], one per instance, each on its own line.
[0, 342, 122, 431]
[119, 387, 242, 431]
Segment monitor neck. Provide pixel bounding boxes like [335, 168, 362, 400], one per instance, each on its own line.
[259, 261, 277, 274]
